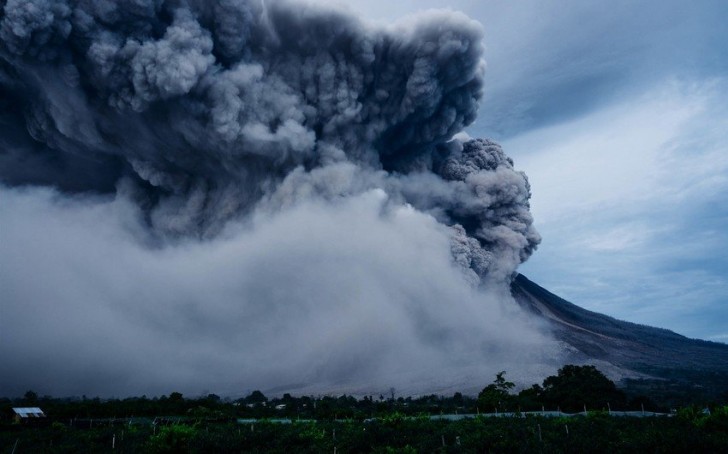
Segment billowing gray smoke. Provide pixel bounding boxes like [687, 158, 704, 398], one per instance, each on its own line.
[0, 0, 551, 397]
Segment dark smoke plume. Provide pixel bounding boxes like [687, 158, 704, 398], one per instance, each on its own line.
[0, 0, 549, 396]
[0, 0, 538, 282]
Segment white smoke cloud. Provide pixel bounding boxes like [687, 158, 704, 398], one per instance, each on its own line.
[0, 185, 559, 397]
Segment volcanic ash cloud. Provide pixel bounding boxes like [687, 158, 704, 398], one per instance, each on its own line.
[0, 0, 558, 397]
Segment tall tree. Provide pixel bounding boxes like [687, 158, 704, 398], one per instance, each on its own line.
[478, 371, 516, 411]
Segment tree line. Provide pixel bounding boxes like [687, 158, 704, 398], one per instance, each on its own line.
[2, 365, 724, 422]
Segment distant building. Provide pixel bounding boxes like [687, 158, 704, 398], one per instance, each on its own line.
[12, 407, 46, 423]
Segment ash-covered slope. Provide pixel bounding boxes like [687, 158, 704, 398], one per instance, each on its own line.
[512, 274, 728, 384]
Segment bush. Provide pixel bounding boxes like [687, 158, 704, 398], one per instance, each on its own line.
[147, 424, 197, 453]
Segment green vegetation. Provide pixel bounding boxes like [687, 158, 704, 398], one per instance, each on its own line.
[1, 365, 726, 452]
[2, 412, 727, 452]
[477, 371, 515, 412]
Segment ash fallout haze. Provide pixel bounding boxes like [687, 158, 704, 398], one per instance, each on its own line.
[0, 0, 558, 397]
[1, 0, 726, 398]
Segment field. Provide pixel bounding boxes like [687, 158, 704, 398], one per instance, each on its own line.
[2, 408, 728, 453]
[3, 365, 726, 452]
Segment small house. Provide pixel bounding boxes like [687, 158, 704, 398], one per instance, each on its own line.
[12, 407, 46, 423]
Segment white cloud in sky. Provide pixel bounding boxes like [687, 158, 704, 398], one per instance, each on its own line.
[510, 79, 716, 221]
[508, 78, 728, 339]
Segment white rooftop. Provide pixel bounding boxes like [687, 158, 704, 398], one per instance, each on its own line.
[12, 407, 45, 417]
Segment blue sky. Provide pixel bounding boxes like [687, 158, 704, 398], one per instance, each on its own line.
[317, 0, 728, 341]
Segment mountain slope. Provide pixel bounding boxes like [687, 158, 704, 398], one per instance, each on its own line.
[511, 274, 728, 395]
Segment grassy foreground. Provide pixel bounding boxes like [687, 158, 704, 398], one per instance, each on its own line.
[2, 409, 728, 453]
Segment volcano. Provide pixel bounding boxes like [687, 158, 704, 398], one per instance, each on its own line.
[1, 0, 725, 401]
[512, 274, 728, 401]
